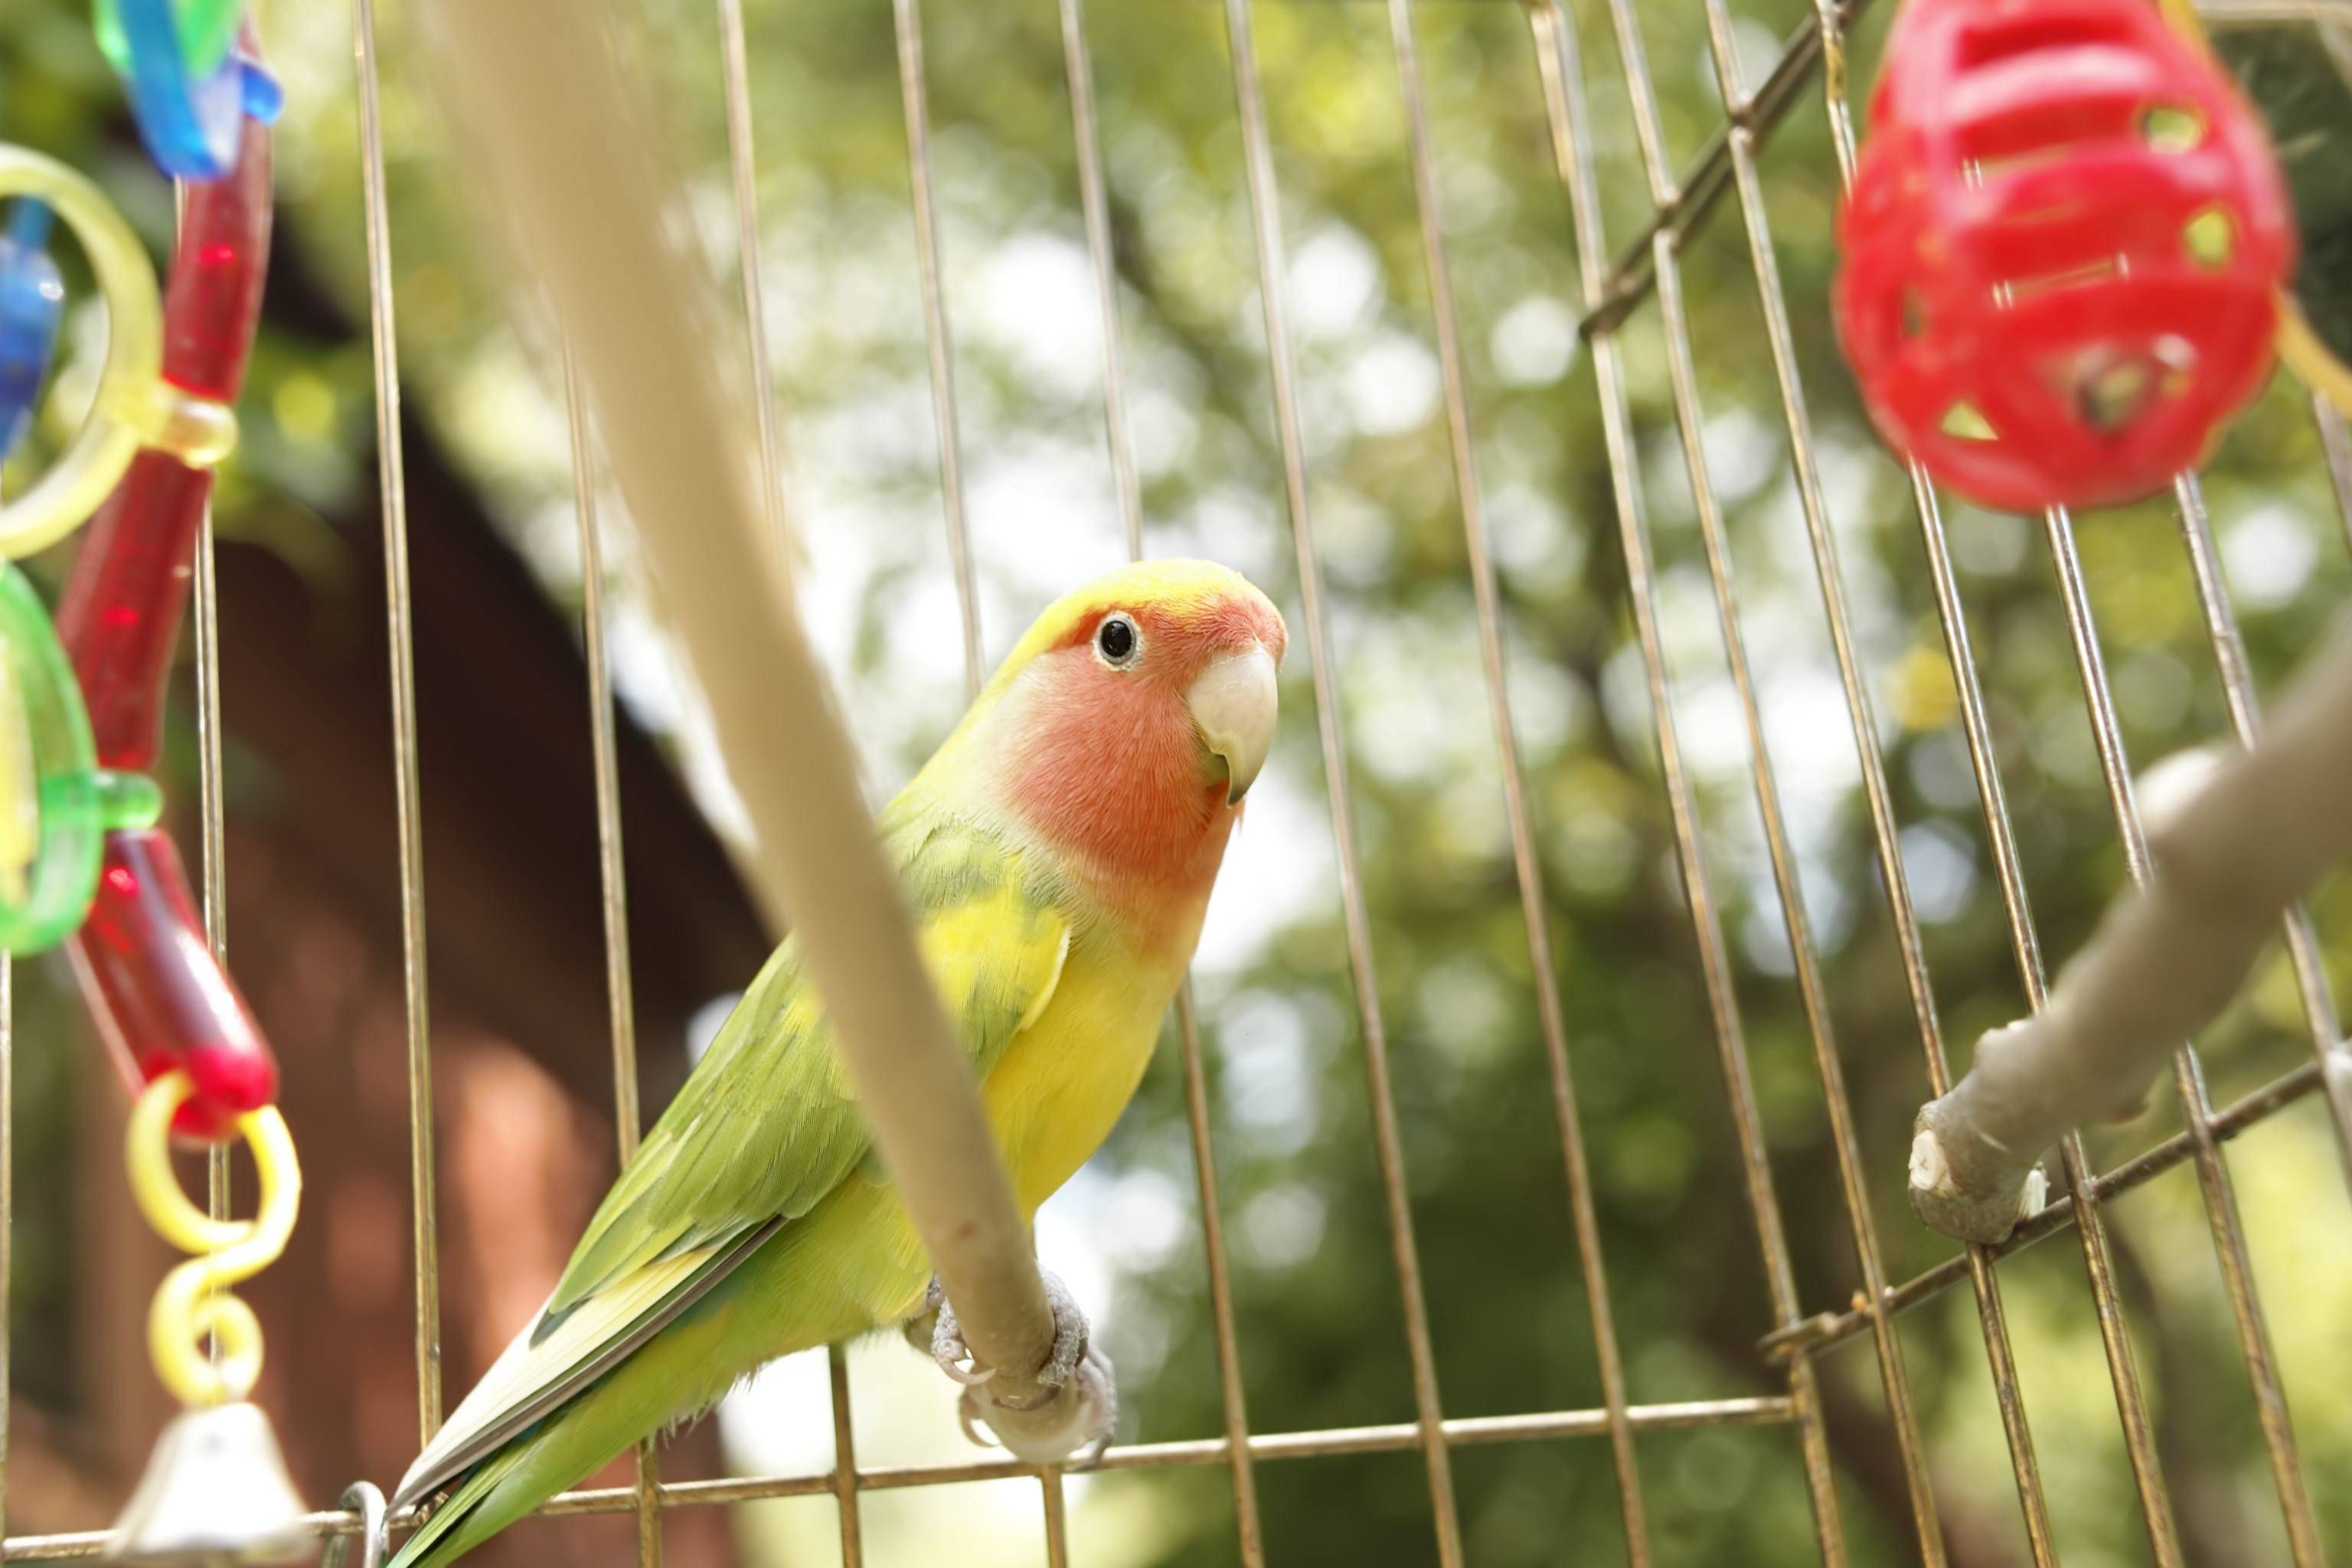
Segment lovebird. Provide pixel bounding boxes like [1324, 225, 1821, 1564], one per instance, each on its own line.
[387, 558, 1285, 1566]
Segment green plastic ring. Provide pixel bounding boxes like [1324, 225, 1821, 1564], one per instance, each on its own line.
[0, 561, 103, 953]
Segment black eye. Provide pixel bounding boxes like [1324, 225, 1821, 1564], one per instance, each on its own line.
[1096, 612, 1138, 666]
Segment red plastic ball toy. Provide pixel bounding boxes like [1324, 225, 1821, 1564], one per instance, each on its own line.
[1834, 0, 2294, 512]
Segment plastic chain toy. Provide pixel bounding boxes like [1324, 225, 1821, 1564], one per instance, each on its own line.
[1834, 0, 2295, 512]
[103, 1065, 306, 1563]
[53, 116, 286, 1145]
[0, 19, 312, 1561]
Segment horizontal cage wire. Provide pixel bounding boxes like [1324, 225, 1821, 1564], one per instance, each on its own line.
[4, 0, 2350, 1563]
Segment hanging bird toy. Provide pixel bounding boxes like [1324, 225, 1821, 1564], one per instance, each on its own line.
[1, 11, 312, 1562]
[1835, 0, 2296, 511]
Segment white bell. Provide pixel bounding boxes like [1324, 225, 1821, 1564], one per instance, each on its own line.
[107, 1403, 311, 1565]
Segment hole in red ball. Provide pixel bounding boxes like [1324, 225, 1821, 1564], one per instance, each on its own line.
[1903, 291, 1929, 339]
[2056, 337, 2197, 433]
[2076, 358, 2156, 432]
[2183, 205, 2236, 267]
[2142, 105, 2206, 153]
[1939, 402, 1998, 442]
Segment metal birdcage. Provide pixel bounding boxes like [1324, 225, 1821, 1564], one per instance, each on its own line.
[4, 0, 2351, 1564]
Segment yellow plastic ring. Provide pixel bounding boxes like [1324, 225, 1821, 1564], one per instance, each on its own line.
[150, 1263, 264, 1406]
[2154, 0, 2352, 416]
[125, 1071, 302, 1405]
[126, 1071, 300, 1265]
[127, 1070, 250, 1253]
[0, 145, 165, 558]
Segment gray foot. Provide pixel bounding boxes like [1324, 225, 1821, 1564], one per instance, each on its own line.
[909, 1270, 1117, 1462]
[910, 1275, 993, 1387]
[960, 1341, 1116, 1465]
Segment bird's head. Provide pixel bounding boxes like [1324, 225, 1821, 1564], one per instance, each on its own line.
[952, 559, 1285, 897]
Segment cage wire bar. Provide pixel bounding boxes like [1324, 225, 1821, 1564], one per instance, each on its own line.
[1222, 0, 1467, 1560]
[2171, 479, 2352, 1178]
[560, 341, 666, 1568]
[1546, 1, 1950, 1558]
[1524, 8, 1860, 1561]
[1389, 3, 1656, 1562]
[709, 5, 876, 1563]
[1059, 0, 1272, 1556]
[350, 0, 445, 1452]
[2047, 493, 2321, 1562]
[1578, 0, 2064, 1551]
[4, 0, 2351, 1563]
[2324, 398, 2352, 550]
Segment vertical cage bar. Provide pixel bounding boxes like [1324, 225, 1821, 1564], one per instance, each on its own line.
[1062, 2, 1265, 1553]
[825, 1344, 864, 1563]
[1751, 4, 2187, 1560]
[1592, 1, 1957, 1554]
[2171, 474, 2352, 1180]
[1171, 985, 1264, 1565]
[1648, 180, 1946, 1568]
[1926, 495, 2183, 1563]
[893, 0, 984, 701]
[183, 175, 236, 1287]
[562, 342, 664, 1568]
[1222, 3, 1465, 1561]
[1671, 0, 2069, 1554]
[195, 526, 230, 1245]
[351, 0, 443, 1444]
[1385, 4, 1652, 1560]
[1040, 1471, 1070, 1567]
[715, 0, 797, 586]
[189, 191, 229, 1237]
[2318, 397, 2352, 555]
[1524, 7, 1849, 1560]
[717, 8, 863, 1555]
[1059, 0, 1144, 557]
[2042, 502, 2321, 1566]
[893, 7, 1068, 1559]
[1778, 6, 2182, 1551]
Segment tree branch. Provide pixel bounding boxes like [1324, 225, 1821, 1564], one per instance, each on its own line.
[1910, 610, 2352, 1243]
[408, 0, 1090, 1452]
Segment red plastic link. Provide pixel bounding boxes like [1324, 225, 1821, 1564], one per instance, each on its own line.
[58, 116, 271, 770]
[1834, 0, 2292, 511]
[69, 829, 276, 1140]
[57, 107, 276, 1138]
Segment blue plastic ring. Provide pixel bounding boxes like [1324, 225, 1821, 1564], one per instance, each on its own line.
[115, 0, 280, 181]
[0, 202, 64, 464]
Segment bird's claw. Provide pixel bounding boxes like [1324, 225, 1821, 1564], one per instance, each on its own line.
[916, 1276, 995, 1387]
[956, 1342, 1117, 1465]
[997, 1269, 1088, 1404]
[913, 1270, 1116, 1463]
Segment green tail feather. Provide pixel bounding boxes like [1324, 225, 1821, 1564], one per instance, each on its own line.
[386, 1201, 919, 1567]
[386, 1449, 531, 1568]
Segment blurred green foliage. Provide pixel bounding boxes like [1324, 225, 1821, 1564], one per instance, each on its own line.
[6, 0, 2352, 1563]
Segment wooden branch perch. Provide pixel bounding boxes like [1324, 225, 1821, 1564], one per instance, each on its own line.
[408, 0, 1086, 1446]
[1911, 609, 2352, 1243]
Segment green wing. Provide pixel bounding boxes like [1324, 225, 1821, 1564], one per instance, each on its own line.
[394, 810, 1070, 1508]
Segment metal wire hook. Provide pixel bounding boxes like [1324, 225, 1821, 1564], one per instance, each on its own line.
[322, 1481, 389, 1568]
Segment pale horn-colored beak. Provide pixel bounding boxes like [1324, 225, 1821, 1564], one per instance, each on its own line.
[1186, 645, 1278, 805]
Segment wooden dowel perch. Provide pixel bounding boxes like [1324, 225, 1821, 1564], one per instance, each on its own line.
[409, 0, 1089, 1451]
[1912, 609, 2352, 1243]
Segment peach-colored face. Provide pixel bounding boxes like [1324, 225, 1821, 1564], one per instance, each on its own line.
[1000, 581, 1286, 900]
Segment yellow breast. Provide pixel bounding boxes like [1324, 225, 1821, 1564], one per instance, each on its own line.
[980, 930, 1178, 1218]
